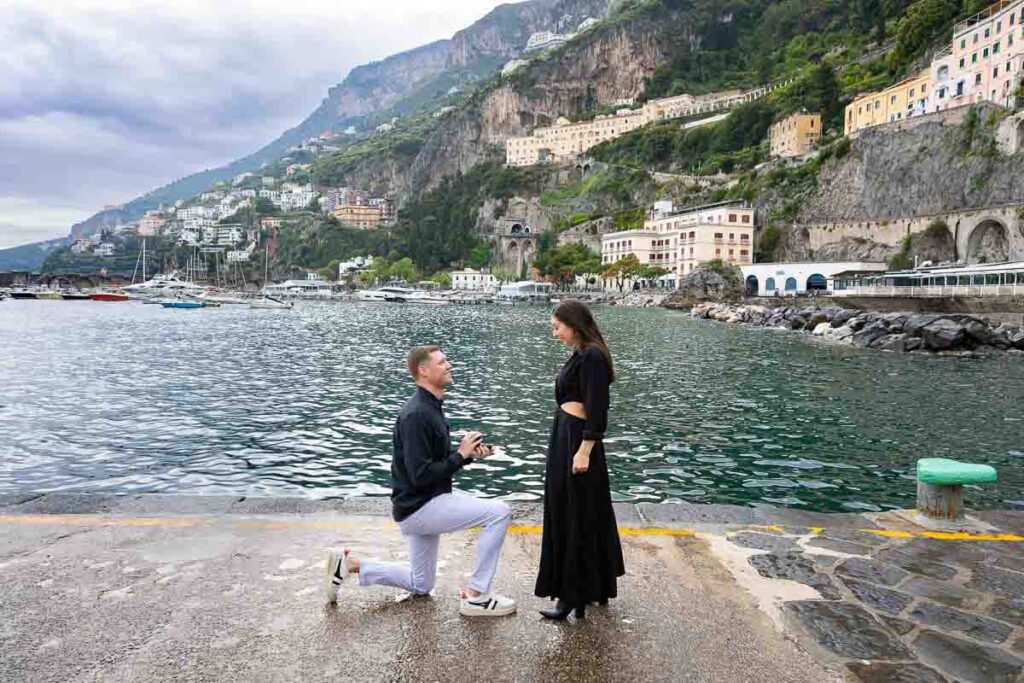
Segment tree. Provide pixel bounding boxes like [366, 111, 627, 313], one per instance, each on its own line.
[389, 257, 420, 284]
[603, 254, 641, 292]
[429, 272, 452, 287]
[466, 242, 491, 269]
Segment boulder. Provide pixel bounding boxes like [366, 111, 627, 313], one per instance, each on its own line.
[830, 325, 855, 342]
[962, 319, 994, 347]
[847, 316, 868, 332]
[874, 333, 911, 352]
[904, 314, 941, 337]
[805, 312, 830, 330]
[790, 315, 807, 330]
[831, 310, 857, 328]
[852, 321, 891, 347]
[921, 318, 966, 351]
[904, 337, 922, 352]
[812, 322, 832, 336]
[1010, 331, 1024, 350]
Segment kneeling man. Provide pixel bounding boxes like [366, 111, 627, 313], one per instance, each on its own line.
[325, 345, 516, 617]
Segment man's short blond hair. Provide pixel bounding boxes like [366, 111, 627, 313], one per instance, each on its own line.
[406, 345, 441, 380]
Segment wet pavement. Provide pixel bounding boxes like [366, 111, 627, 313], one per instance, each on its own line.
[0, 493, 1021, 682]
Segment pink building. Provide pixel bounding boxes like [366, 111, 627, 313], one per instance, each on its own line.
[932, 0, 1024, 111]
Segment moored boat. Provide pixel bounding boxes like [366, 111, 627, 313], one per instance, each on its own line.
[60, 290, 92, 301]
[90, 292, 130, 302]
[10, 289, 38, 300]
[36, 291, 63, 300]
[161, 301, 204, 309]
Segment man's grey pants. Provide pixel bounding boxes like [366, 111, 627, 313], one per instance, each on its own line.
[359, 492, 512, 595]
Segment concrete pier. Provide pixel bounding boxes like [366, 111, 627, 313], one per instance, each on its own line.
[0, 493, 1021, 682]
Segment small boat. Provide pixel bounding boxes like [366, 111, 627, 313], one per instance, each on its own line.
[249, 295, 293, 309]
[90, 292, 130, 302]
[10, 289, 37, 300]
[60, 291, 92, 301]
[36, 291, 63, 300]
[161, 301, 204, 309]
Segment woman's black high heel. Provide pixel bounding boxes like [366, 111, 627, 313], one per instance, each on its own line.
[540, 600, 586, 620]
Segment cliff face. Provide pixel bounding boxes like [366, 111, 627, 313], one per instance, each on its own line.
[336, 8, 687, 199]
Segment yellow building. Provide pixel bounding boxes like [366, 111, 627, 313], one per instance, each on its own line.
[332, 204, 383, 230]
[768, 111, 821, 158]
[601, 202, 755, 284]
[844, 71, 932, 135]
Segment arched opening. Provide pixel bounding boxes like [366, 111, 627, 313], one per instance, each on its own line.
[966, 219, 1009, 264]
[784, 277, 798, 292]
[510, 223, 524, 234]
[745, 274, 759, 295]
[765, 277, 777, 292]
[806, 273, 827, 291]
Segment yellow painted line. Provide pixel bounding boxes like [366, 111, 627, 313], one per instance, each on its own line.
[0, 514, 1018, 542]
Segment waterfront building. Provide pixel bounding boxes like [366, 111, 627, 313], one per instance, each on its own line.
[601, 201, 756, 288]
[769, 111, 821, 158]
[451, 268, 496, 291]
[741, 261, 888, 297]
[332, 204, 384, 230]
[845, 71, 931, 135]
[831, 260, 1024, 296]
[496, 280, 553, 301]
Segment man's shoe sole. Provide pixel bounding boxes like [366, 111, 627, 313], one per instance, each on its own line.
[324, 549, 344, 604]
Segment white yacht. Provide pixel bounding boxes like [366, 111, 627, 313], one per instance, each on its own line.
[122, 272, 207, 298]
[356, 286, 449, 305]
[262, 279, 335, 299]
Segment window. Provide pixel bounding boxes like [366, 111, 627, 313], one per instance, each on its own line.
[1010, 34, 1015, 46]
[983, 47, 989, 58]
[1012, 13, 1016, 25]
[960, 58, 966, 68]
[714, 233, 723, 239]
[997, 21, 1002, 33]
[741, 250, 749, 257]
[729, 233, 734, 240]
[974, 33, 979, 43]
[961, 39, 967, 49]
[976, 73, 983, 85]
[890, 94, 897, 104]
[995, 41, 1001, 54]
[995, 66, 1000, 78]
[909, 88, 915, 97]
[728, 250, 734, 257]
[985, 28, 990, 38]
[742, 215, 751, 224]
[728, 213, 737, 222]
[973, 53, 978, 64]
[715, 249, 721, 257]
[740, 234, 749, 241]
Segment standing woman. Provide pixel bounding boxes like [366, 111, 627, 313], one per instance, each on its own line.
[535, 301, 625, 620]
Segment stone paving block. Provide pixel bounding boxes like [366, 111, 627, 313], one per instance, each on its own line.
[846, 661, 947, 683]
[11, 493, 124, 514]
[333, 497, 393, 517]
[880, 615, 917, 635]
[872, 547, 958, 580]
[806, 536, 873, 555]
[890, 539, 988, 571]
[0, 492, 44, 510]
[611, 502, 642, 525]
[818, 527, 888, 545]
[784, 600, 914, 660]
[228, 497, 346, 515]
[836, 557, 908, 587]
[967, 565, 1024, 600]
[987, 598, 1024, 627]
[111, 494, 239, 516]
[637, 501, 761, 525]
[748, 553, 841, 599]
[970, 510, 1024, 534]
[898, 576, 986, 610]
[913, 630, 1024, 683]
[907, 601, 1012, 644]
[839, 577, 912, 615]
[729, 531, 801, 553]
[811, 554, 839, 567]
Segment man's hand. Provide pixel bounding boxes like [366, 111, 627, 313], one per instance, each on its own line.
[457, 431, 484, 460]
[472, 443, 493, 459]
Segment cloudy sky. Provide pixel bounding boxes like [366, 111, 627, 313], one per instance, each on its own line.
[0, 0, 503, 249]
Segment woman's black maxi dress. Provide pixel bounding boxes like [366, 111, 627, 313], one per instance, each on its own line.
[535, 346, 625, 604]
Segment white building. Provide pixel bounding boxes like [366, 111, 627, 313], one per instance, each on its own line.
[740, 261, 888, 297]
[261, 176, 276, 188]
[496, 280, 553, 301]
[71, 238, 94, 255]
[93, 242, 116, 257]
[502, 59, 529, 75]
[338, 256, 372, 278]
[177, 206, 204, 220]
[452, 268, 496, 291]
[525, 31, 568, 53]
[232, 172, 254, 186]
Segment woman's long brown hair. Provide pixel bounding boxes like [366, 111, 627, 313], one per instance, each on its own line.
[553, 300, 615, 383]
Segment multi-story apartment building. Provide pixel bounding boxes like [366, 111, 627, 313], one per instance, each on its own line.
[769, 111, 821, 158]
[933, 0, 1024, 111]
[332, 204, 384, 230]
[137, 215, 166, 236]
[451, 268, 496, 291]
[368, 197, 396, 224]
[601, 202, 755, 282]
[845, 71, 931, 135]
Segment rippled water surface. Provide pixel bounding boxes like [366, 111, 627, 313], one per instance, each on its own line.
[1, 299, 1021, 511]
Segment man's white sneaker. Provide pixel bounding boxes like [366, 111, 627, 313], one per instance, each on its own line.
[324, 548, 348, 604]
[459, 592, 517, 617]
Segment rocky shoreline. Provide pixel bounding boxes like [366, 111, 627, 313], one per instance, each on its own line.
[691, 302, 1024, 355]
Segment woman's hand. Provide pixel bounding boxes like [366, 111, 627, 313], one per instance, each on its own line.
[572, 449, 590, 474]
